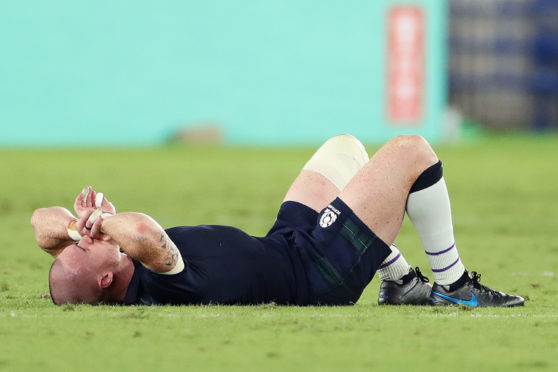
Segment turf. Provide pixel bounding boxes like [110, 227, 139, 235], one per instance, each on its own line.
[1, 135, 557, 371]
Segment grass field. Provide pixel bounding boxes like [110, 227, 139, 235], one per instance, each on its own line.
[1, 135, 557, 371]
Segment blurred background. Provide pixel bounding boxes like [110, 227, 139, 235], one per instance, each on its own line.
[0, 0, 557, 147]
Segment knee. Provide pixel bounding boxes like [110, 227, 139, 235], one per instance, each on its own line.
[303, 134, 370, 190]
[386, 135, 438, 167]
[322, 134, 369, 166]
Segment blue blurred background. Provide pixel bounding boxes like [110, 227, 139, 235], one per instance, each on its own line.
[449, 0, 558, 132]
[0, 0, 556, 146]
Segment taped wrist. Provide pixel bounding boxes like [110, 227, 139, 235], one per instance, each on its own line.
[67, 219, 82, 241]
[88, 209, 114, 225]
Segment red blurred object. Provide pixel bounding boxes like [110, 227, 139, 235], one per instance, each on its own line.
[386, 5, 425, 125]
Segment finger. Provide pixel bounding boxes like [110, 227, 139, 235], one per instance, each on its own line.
[90, 215, 104, 238]
[103, 199, 116, 214]
[86, 187, 95, 207]
[86, 209, 103, 230]
[78, 208, 96, 232]
[81, 186, 90, 204]
[76, 210, 88, 231]
[74, 192, 84, 209]
[76, 214, 90, 236]
[95, 192, 104, 208]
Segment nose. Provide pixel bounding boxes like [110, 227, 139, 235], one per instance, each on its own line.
[79, 235, 94, 246]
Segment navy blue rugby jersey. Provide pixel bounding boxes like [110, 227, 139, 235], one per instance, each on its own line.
[123, 225, 300, 305]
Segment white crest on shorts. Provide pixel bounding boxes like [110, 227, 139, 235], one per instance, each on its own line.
[320, 208, 338, 228]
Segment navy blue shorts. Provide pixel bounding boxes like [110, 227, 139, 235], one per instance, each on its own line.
[267, 198, 392, 305]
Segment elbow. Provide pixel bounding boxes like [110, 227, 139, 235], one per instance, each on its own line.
[131, 216, 163, 248]
[133, 220, 159, 244]
[30, 208, 45, 229]
[132, 213, 160, 236]
[134, 221, 151, 235]
[30, 208, 48, 248]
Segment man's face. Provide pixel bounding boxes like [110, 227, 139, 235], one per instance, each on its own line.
[58, 235, 121, 275]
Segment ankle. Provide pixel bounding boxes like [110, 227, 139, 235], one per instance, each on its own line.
[440, 270, 469, 291]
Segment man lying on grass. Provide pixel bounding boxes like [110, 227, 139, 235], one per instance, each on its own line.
[31, 134, 524, 307]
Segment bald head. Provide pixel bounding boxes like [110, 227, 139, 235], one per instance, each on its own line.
[48, 238, 131, 305]
[49, 258, 102, 305]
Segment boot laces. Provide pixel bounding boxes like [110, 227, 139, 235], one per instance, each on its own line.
[415, 267, 430, 283]
[470, 271, 501, 297]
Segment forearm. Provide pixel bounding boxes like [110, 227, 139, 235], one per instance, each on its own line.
[30, 207, 76, 257]
[100, 212, 181, 273]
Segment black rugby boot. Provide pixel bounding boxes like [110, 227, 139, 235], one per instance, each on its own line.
[378, 267, 432, 305]
[430, 271, 525, 307]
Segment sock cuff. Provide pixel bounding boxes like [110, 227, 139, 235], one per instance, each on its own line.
[377, 245, 411, 282]
[410, 160, 443, 193]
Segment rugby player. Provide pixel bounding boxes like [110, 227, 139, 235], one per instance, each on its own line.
[31, 134, 524, 307]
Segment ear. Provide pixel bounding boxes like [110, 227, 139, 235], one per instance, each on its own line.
[98, 272, 114, 288]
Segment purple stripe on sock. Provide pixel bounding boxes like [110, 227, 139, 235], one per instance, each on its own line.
[379, 252, 401, 269]
[431, 257, 460, 273]
[425, 243, 456, 256]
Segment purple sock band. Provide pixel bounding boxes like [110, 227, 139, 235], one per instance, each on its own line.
[431, 257, 460, 273]
[425, 243, 456, 256]
[379, 252, 401, 269]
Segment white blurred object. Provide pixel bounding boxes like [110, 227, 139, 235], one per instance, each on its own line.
[441, 106, 463, 143]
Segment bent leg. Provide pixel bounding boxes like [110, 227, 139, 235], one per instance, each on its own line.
[406, 169, 466, 285]
[340, 135, 438, 245]
[283, 134, 369, 212]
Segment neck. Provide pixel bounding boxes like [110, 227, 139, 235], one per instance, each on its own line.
[99, 255, 135, 304]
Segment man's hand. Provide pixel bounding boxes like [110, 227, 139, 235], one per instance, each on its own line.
[73, 186, 96, 219]
[74, 186, 115, 241]
[94, 191, 116, 215]
[73, 186, 116, 219]
[89, 211, 110, 241]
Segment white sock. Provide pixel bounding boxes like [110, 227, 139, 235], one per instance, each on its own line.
[407, 176, 465, 286]
[377, 245, 411, 283]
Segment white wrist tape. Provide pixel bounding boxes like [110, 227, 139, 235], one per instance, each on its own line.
[88, 209, 113, 225]
[67, 220, 82, 241]
[303, 134, 369, 190]
[67, 229, 82, 241]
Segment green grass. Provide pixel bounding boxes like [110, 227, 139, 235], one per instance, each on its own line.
[1, 135, 558, 371]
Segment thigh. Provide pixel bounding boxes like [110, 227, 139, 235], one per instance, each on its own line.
[283, 170, 339, 213]
[283, 134, 370, 212]
[339, 135, 438, 245]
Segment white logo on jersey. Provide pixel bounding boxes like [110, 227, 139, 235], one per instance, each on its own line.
[320, 208, 338, 228]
